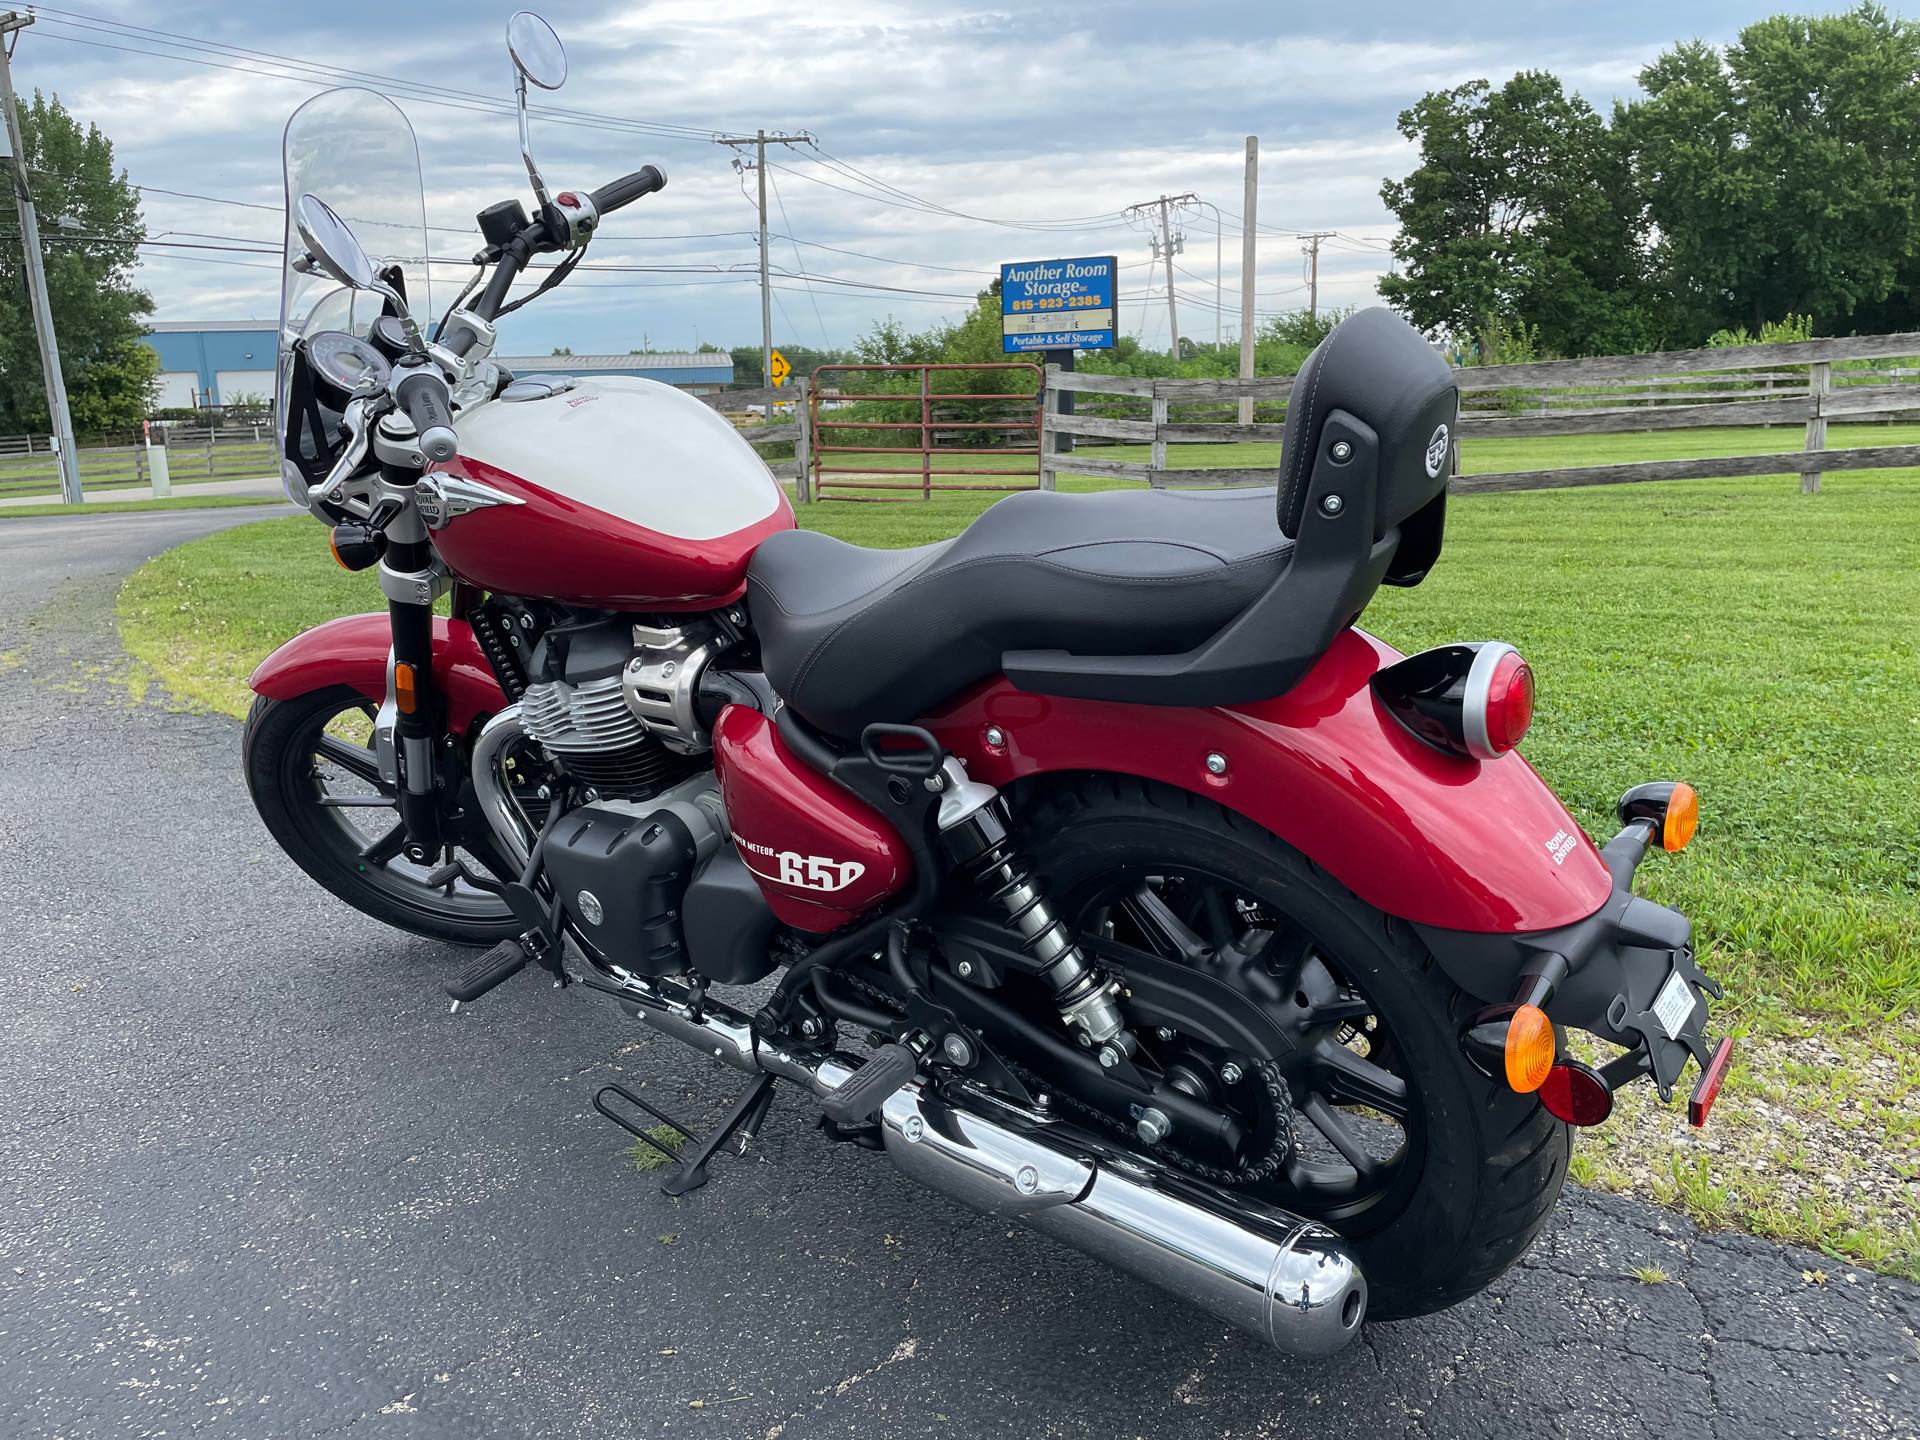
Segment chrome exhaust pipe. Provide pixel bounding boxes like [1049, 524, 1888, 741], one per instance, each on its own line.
[613, 974, 1367, 1358]
[472, 705, 536, 871]
[874, 1085, 1366, 1358]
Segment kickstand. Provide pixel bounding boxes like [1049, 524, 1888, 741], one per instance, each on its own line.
[594, 1073, 778, 1197]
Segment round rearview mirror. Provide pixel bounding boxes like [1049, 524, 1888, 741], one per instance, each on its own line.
[293, 193, 376, 290]
[507, 11, 567, 90]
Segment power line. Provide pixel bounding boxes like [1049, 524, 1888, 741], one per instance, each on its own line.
[28, 7, 728, 140]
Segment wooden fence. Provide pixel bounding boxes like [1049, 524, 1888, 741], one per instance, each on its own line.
[1037, 330, 1920, 496]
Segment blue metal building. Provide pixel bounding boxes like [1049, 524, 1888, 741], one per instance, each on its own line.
[139, 322, 735, 408]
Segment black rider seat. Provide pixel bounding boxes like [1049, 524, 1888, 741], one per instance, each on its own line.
[748, 488, 1293, 736]
[748, 306, 1459, 738]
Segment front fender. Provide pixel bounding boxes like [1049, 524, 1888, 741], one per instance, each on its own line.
[920, 628, 1613, 937]
[248, 613, 508, 737]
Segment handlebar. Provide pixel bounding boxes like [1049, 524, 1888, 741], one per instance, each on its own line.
[590, 165, 667, 216]
[394, 365, 458, 463]
[467, 166, 666, 326]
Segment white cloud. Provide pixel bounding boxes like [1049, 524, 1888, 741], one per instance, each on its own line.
[13, 0, 1748, 347]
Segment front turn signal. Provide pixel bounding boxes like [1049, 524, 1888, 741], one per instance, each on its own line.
[1504, 1004, 1555, 1094]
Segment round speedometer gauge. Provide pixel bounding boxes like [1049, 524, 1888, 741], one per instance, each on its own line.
[306, 329, 392, 401]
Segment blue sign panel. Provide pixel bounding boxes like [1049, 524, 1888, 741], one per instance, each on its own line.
[1000, 255, 1118, 353]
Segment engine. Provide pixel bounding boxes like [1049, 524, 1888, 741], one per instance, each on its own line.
[517, 617, 719, 800]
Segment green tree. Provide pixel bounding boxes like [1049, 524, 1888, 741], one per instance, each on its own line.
[1378, 72, 1659, 356]
[1621, 5, 1920, 338]
[0, 91, 155, 436]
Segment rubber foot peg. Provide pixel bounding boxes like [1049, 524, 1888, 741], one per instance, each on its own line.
[820, 1042, 919, 1125]
[444, 937, 531, 1002]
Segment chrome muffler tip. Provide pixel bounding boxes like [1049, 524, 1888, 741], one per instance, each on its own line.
[1263, 1223, 1367, 1358]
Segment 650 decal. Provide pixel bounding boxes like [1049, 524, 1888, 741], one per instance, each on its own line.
[735, 835, 867, 893]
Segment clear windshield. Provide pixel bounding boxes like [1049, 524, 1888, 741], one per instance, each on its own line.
[277, 87, 431, 493]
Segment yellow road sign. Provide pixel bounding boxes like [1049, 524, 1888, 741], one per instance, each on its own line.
[769, 349, 791, 387]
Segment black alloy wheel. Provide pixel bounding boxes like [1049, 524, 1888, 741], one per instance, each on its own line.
[243, 685, 519, 946]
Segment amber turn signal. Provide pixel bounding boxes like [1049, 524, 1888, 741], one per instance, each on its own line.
[1617, 780, 1700, 854]
[1504, 1004, 1555, 1094]
[1661, 782, 1699, 853]
[327, 522, 383, 572]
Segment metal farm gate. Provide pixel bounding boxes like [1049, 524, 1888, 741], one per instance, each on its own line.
[806, 362, 1043, 501]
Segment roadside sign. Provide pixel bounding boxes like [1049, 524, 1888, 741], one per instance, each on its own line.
[1000, 256, 1118, 353]
[769, 349, 791, 387]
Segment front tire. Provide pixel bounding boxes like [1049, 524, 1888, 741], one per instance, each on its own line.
[243, 686, 519, 947]
[1018, 774, 1569, 1320]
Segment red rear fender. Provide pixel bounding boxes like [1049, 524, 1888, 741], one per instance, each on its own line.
[248, 613, 508, 737]
[921, 629, 1613, 936]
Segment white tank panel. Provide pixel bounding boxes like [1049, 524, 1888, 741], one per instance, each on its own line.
[455, 375, 782, 541]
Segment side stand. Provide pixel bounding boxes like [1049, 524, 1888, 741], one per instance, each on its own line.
[594, 1073, 778, 1197]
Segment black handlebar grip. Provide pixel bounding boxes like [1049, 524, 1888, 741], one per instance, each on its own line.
[394, 367, 457, 463]
[589, 165, 667, 216]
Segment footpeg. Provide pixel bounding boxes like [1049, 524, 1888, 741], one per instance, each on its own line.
[445, 937, 531, 1006]
[820, 1042, 919, 1125]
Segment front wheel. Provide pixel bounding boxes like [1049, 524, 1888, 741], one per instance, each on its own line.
[1018, 774, 1569, 1320]
[243, 686, 519, 947]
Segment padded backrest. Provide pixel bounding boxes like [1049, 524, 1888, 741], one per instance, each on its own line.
[1277, 307, 1458, 540]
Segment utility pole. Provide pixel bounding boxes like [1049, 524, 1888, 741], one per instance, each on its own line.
[1238, 137, 1258, 424]
[1127, 193, 1195, 358]
[716, 128, 810, 393]
[0, 13, 81, 504]
[1301, 230, 1336, 325]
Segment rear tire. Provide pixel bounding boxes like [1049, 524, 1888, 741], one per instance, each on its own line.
[243, 686, 519, 948]
[1018, 774, 1568, 1320]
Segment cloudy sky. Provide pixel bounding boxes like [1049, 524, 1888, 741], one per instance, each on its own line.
[13, 1, 1800, 356]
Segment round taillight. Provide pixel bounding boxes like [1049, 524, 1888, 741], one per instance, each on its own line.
[1485, 651, 1534, 754]
[1537, 1059, 1613, 1127]
[1462, 642, 1534, 759]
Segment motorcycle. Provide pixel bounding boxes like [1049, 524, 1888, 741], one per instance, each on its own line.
[243, 11, 1733, 1358]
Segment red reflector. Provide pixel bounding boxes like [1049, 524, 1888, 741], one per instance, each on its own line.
[1537, 1059, 1613, 1126]
[1688, 1036, 1734, 1127]
[1484, 649, 1535, 754]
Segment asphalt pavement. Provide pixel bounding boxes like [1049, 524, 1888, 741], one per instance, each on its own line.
[0, 509, 1915, 1439]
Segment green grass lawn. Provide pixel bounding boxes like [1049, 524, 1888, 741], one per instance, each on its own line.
[114, 441, 1920, 1277]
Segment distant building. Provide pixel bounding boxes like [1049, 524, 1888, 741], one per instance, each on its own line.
[138, 324, 735, 409]
[143, 321, 277, 409]
[498, 352, 734, 396]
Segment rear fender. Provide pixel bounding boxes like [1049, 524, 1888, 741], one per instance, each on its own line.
[921, 628, 1613, 964]
[248, 613, 507, 737]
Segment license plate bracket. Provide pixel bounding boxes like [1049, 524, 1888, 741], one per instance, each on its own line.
[1606, 946, 1724, 1103]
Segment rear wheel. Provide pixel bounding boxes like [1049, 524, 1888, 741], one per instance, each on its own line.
[1017, 774, 1569, 1319]
[243, 686, 519, 946]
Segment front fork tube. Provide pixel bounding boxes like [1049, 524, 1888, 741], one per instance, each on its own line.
[380, 476, 443, 863]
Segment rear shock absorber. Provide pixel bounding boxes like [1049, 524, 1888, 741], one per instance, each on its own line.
[939, 783, 1127, 1052]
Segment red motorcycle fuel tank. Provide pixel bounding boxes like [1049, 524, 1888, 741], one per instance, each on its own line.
[430, 376, 795, 609]
[711, 706, 912, 933]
